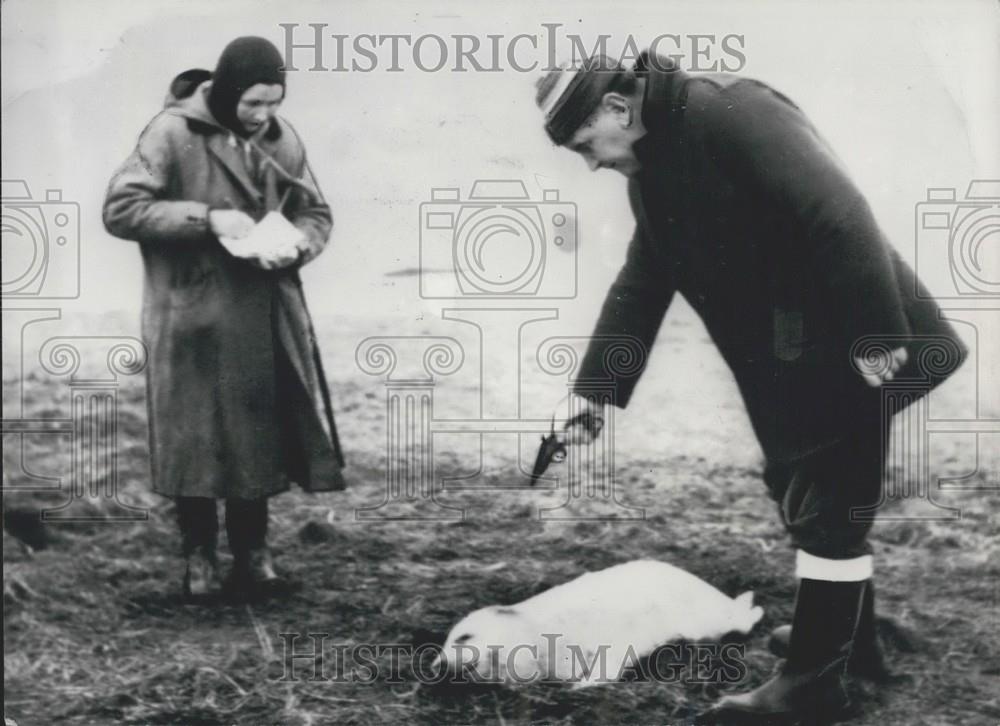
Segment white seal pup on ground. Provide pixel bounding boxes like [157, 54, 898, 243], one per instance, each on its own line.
[436, 559, 764, 688]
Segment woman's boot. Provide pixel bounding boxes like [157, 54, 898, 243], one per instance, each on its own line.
[225, 498, 294, 600]
[176, 497, 220, 600]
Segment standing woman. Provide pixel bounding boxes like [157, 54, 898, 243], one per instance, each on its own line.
[104, 37, 346, 601]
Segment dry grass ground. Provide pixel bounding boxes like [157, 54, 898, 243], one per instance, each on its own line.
[4, 310, 998, 725]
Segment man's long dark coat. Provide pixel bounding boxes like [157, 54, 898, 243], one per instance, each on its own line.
[575, 55, 967, 462]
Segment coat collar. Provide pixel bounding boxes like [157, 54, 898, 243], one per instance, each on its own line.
[206, 134, 266, 206]
[632, 51, 690, 166]
[167, 84, 278, 206]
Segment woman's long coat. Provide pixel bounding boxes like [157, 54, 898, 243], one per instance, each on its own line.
[104, 85, 345, 499]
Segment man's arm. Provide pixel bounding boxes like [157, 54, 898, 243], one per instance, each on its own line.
[573, 217, 676, 408]
[698, 79, 912, 345]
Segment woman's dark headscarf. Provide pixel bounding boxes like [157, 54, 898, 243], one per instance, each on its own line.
[207, 37, 286, 136]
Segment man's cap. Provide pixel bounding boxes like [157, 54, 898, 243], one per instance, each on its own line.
[535, 55, 625, 146]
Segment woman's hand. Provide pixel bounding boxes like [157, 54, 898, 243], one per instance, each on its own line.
[246, 246, 301, 270]
[209, 209, 256, 239]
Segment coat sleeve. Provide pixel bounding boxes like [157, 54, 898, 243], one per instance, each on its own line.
[281, 122, 333, 267]
[573, 217, 676, 408]
[102, 114, 212, 244]
[699, 80, 911, 344]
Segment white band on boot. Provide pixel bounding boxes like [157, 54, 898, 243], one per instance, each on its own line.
[795, 550, 873, 582]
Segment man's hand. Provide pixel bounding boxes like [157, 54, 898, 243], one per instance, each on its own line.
[855, 346, 908, 387]
[556, 394, 606, 445]
[209, 209, 256, 240]
[529, 395, 606, 484]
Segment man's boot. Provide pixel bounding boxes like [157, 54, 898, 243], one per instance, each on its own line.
[768, 581, 893, 683]
[700, 554, 869, 724]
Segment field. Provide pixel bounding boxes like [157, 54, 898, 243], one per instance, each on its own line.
[3, 307, 998, 726]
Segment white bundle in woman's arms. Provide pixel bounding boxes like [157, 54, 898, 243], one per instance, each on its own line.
[436, 559, 764, 688]
[219, 210, 303, 268]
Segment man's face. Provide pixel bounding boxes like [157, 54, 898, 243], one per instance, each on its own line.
[236, 83, 284, 135]
[565, 101, 642, 177]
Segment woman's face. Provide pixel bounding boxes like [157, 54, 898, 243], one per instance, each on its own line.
[236, 83, 284, 134]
